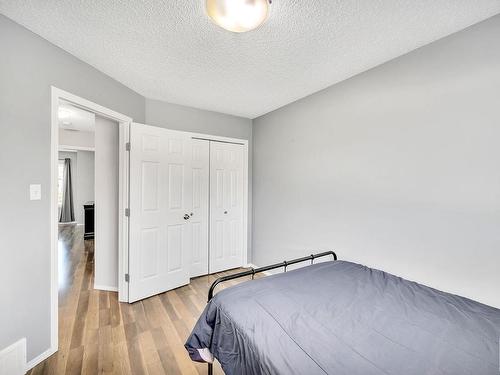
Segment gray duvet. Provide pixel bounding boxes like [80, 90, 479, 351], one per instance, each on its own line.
[185, 260, 500, 374]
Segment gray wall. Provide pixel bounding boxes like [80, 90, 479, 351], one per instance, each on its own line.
[146, 98, 252, 139]
[253, 15, 500, 308]
[145, 98, 254, 260]
[0, 14, 144, 361]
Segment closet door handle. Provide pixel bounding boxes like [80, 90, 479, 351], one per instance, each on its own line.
[224, 211, 228, 214]
[183, 214, 190, 220]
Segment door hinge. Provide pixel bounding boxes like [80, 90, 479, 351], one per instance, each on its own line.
[125, 273, 130, 282]
[125, 208, 130, 217]
[125, 142, 131, 151]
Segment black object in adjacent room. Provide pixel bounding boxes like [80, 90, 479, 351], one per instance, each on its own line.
[83, 201, 94, 240]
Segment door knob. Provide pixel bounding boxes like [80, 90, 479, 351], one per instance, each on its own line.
[184, 214, 190, 220]
[224, 211, 228, 214]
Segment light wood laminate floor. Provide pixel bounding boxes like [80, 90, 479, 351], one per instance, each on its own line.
[28, 224, 255, 375]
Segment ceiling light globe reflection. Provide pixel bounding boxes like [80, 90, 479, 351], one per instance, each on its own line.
[206, 0, 270, 33]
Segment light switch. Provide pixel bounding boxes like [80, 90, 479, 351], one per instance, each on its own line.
[30, 184, 42, 200]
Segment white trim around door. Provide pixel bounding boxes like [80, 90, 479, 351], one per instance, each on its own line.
[47, 87, 132, 371]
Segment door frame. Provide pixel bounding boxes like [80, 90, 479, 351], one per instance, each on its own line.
[121, 124, 249, 302]
[47, 87, 132, 369]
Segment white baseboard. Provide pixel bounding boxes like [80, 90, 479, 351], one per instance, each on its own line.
[245, 263, 274, 276]
[93, 284, 118, 292]
[0, 338, 26, 375]
[25, 346, 57, 372]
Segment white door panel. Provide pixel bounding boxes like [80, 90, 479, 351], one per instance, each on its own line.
[129, 123, 192, 302]
[210, 142, 245, 273]
[190, 139, 209, 277]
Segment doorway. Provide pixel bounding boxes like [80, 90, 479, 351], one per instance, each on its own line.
[49, 88, 249, 358]
[49, 87, 132, 358]
[57, 102, 96, 295]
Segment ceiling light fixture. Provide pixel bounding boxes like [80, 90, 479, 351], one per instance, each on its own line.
[206, 0, 271, 33]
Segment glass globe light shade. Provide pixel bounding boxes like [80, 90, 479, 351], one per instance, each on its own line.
[206, 0, 270, 33]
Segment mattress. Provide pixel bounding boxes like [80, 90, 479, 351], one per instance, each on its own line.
[185, 260, 500, 374]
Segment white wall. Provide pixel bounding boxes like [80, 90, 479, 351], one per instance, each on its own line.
[252, 15, 500, 308]
[94, 116, 119, 290]
[59, 128, 95, 149]
[75, 151, 95, 225]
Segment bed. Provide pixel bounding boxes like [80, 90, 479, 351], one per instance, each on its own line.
[185, 252, 500, 375]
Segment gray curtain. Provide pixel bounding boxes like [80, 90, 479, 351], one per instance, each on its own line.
[59, 158, 75, 223]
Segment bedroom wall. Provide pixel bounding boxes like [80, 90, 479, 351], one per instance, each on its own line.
[252, 14, 500, 308]
[0, 14, 145, 363]
[145, 98, 254, 261]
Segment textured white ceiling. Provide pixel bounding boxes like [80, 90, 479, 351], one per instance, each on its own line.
[1, 1, 499, 118]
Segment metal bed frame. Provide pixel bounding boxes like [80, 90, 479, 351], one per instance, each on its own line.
[206, 250, 337, 375]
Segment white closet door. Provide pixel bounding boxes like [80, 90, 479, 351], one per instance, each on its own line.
[190, 139, 209, 278]
[210, 142, 245, 273]
[129, 123, 192, 302]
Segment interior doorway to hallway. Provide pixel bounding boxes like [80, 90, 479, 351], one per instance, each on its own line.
[47, 87, 132, 365]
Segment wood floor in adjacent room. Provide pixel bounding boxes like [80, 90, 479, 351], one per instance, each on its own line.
[28, 225, 252, 375]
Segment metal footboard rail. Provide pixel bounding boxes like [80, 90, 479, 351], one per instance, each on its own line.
[206, 250, 337, 375]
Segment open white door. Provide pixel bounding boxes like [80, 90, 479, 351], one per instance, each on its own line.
[210, 142, 245, 273]
[128, 123, 192, 302]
